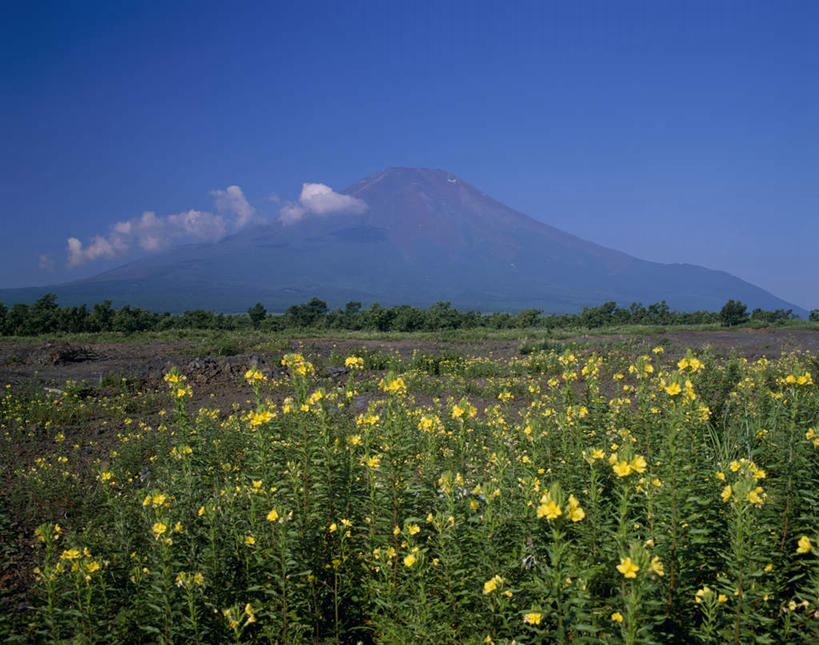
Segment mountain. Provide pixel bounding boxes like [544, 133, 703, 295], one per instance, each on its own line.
[0, 168, 807, 316]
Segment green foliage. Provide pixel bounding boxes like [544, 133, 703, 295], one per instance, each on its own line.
[247, 302, 267, 329]
[2, 342, 818, 642]
[2, 294, 814, 337]
[720, 300, 750, 327]
[285, 297, 328, 328]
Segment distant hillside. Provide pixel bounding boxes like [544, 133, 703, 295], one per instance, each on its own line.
[0, 168, 807, 316]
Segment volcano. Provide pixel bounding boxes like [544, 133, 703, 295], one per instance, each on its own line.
[0, 168, 806, 315]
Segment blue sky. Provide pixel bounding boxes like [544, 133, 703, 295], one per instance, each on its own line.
[2, 0, 817, 310]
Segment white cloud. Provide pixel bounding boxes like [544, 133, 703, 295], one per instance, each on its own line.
[280, 183, 367, 224]
[59, 181, 366, 267]
[67, 235, 120, 267]
[210, 185, 257, 227]
[63, 185, 255, 267]
[279, 203, 306, 224]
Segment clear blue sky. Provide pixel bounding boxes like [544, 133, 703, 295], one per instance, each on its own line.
[2, 0, 817, 310]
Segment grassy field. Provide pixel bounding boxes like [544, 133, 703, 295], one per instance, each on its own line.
[1, 331, 818, 643]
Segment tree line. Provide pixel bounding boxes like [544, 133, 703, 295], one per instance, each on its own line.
[0, 294, 815, 337]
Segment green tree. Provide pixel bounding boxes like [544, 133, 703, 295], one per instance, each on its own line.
[247, 302, 267, 329]
[30, 293, 60, 334]
[515, 308, 543, 329]
[719, 299, 749, 327]
[91, 300, 115, 331]
[285, 297, 328, 327]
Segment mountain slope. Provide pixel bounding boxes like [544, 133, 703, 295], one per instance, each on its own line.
[0, 168, 806, 315]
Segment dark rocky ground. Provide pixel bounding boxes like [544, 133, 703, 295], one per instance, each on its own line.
[2, 327, 819, 410]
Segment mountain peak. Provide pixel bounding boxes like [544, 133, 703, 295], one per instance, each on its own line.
[0, 167, 805, 316]
[344, 167, 464, 199]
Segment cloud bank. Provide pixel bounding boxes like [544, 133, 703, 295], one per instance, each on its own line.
[210, 185, 257, 227]
[280, 183, 367, 224]
[59, 181, 367, 268]
[65, 186, 254, 267]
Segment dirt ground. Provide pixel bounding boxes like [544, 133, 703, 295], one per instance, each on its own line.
[2, 327, 818, 412]
[0, 328, 819, 402]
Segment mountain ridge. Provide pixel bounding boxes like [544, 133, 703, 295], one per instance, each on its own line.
[0, 168, 807, 316]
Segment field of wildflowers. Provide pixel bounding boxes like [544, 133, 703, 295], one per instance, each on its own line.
[2, 341, 818, 643]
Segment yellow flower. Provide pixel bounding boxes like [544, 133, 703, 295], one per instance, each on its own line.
[630, 455, 647, 474]
[329, 523, 338, 533]
[403, 553, 417, 567]
[729, 461, 740, 472]
[650, 556, 664, 577]
[523, 612, 542, 625]
[567, 494, 585, 522]
[664, 382, 682, 396]
[569, 506, 586, 522]
[611, 612, 624, 622]
[408, 524, 420, 535]
[718, 594, 728, 603]
[380, 377, 407, 396]
[537, 500, 562, 520]
[244, 535, 255, 545]
[60, 549, 80, 560]
[281, 353, 314, 377]
[617, 557, 639, 578]
[193, 572, 204, 585]
[483, 575, 504, 594]
[267, 509, 279, 522]
[249, 410, 274, 426]
[344, 356, 364, 370]
[797, 535, 812, 554]
[152, 522, 167, 538]
[613, 461, 633, 477]
[721, 485, 732, 503]
[244, 367, 266, 383]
